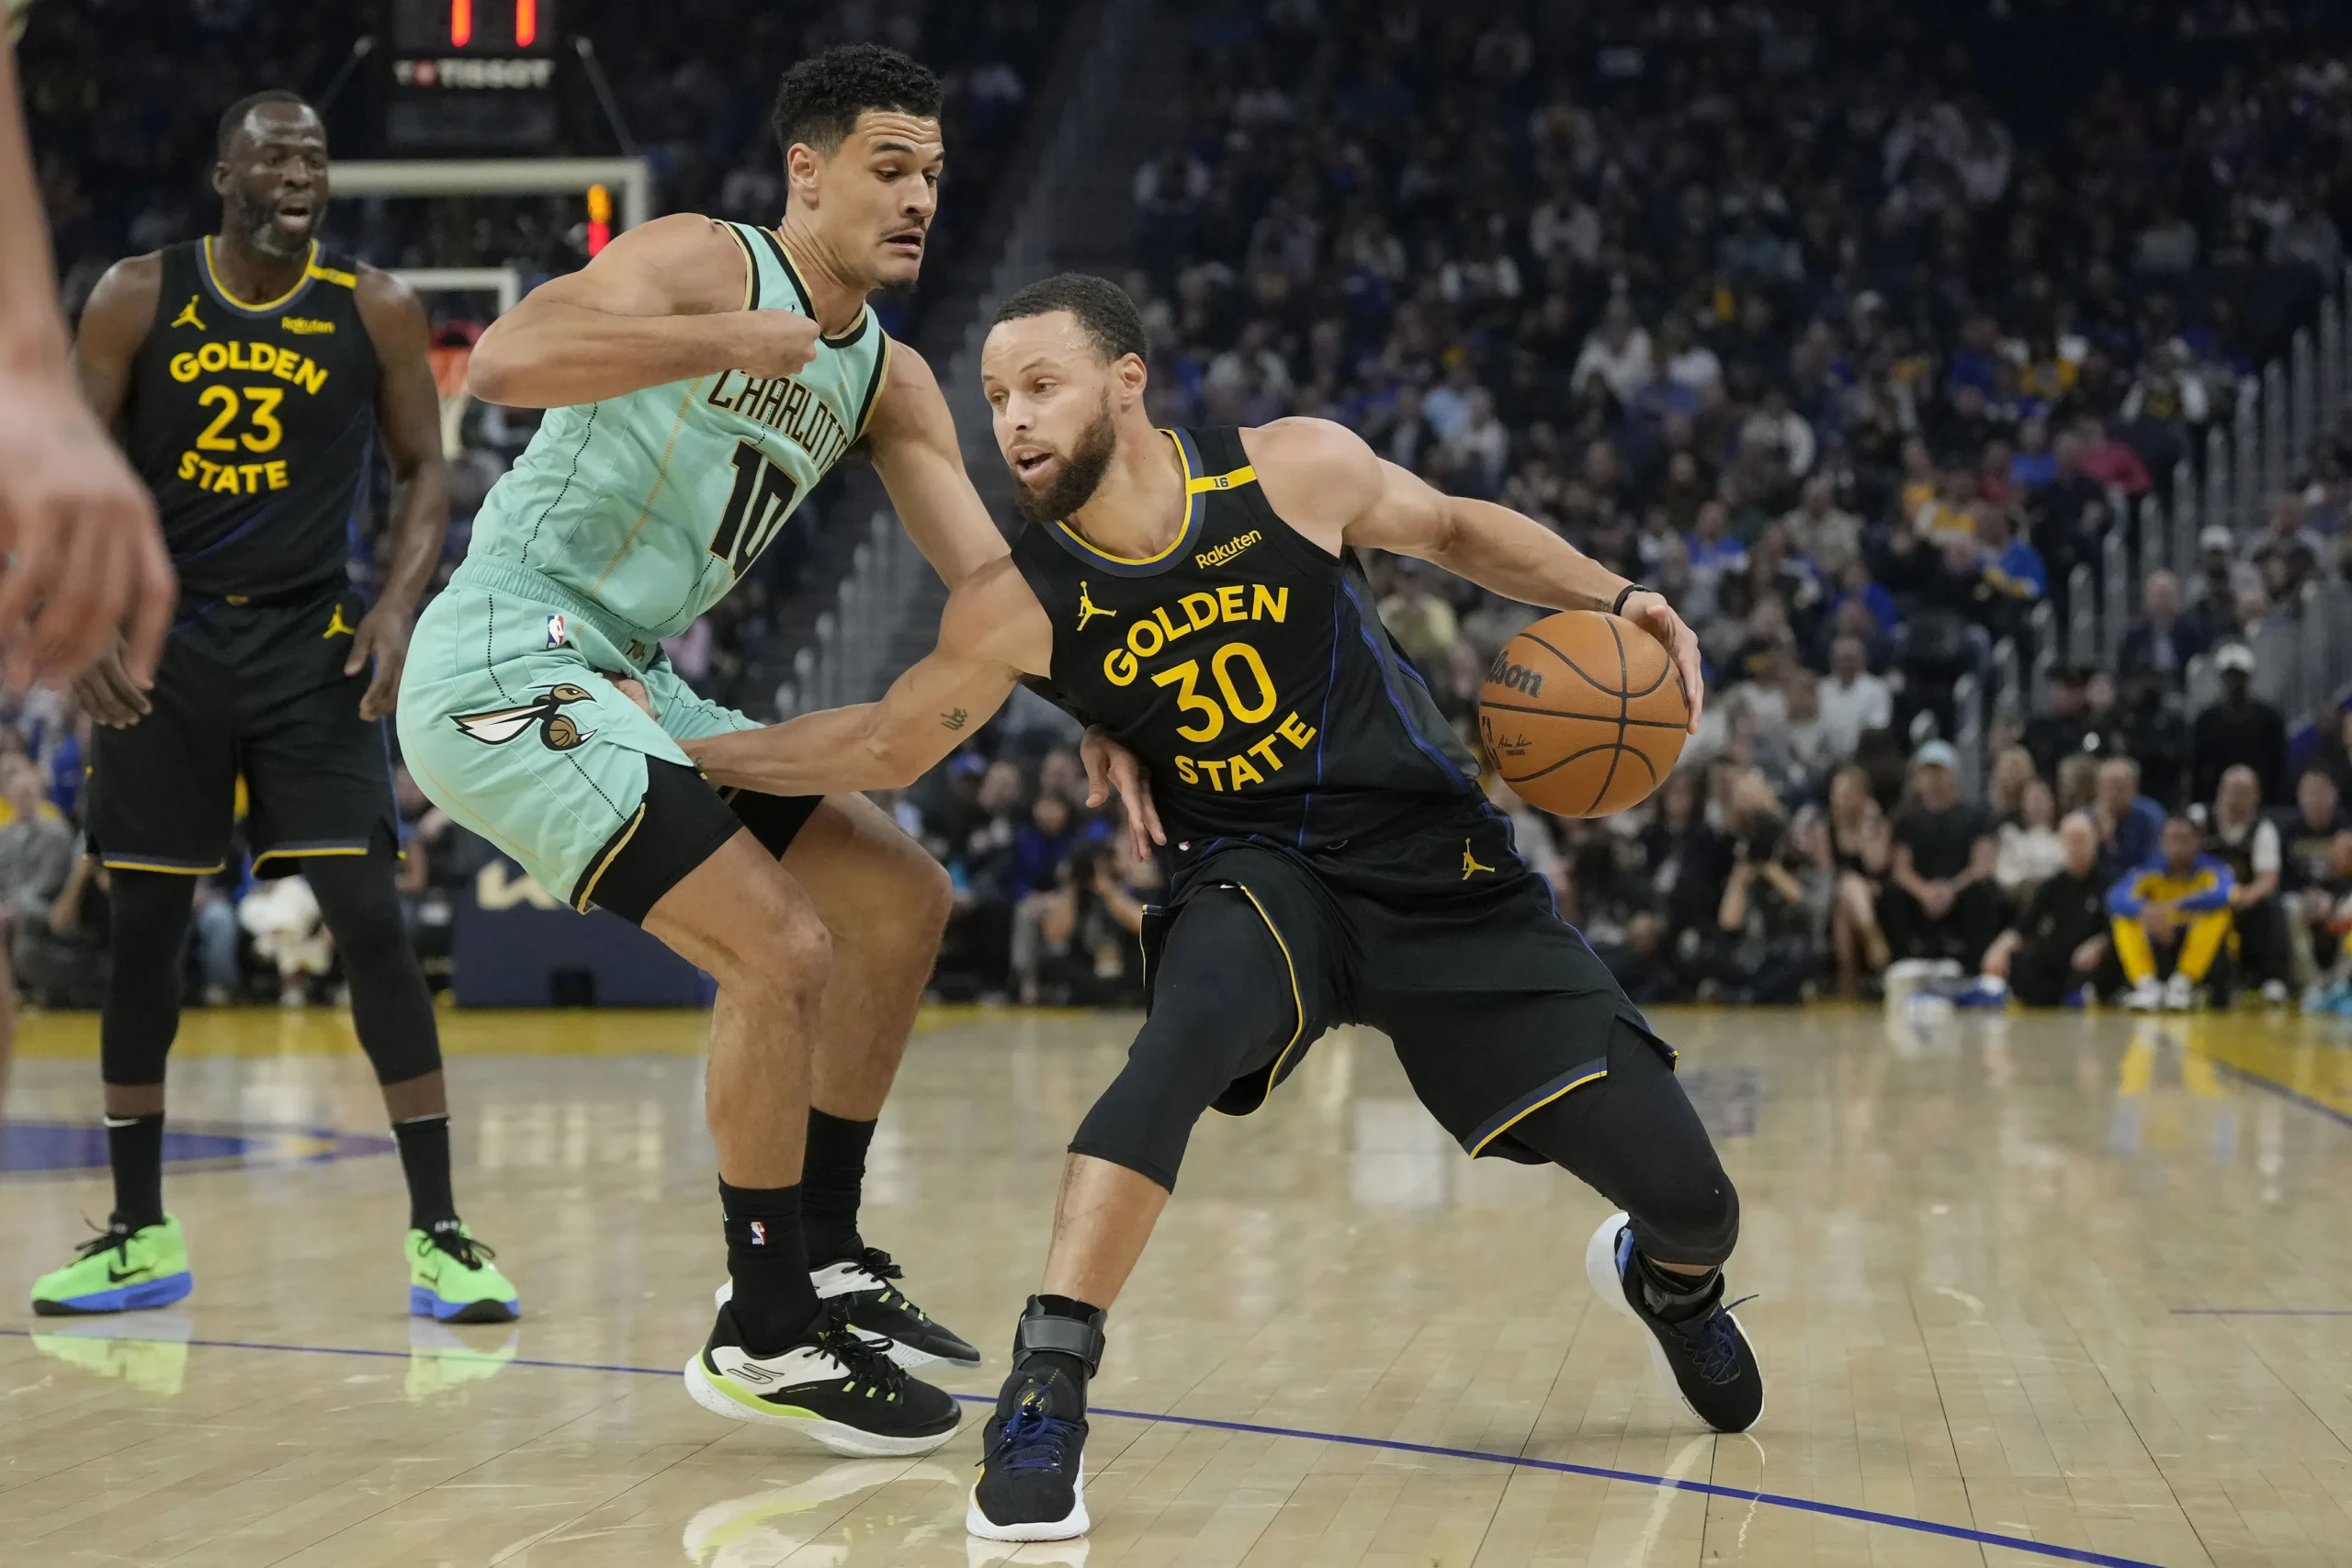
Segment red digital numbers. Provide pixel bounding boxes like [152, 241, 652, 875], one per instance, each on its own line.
[450, 0, 537, 49]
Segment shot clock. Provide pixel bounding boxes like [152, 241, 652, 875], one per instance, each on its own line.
[386, 0, 561, 152]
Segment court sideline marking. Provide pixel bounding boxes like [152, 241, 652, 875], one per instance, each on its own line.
[0, 1326, 2177, 1568]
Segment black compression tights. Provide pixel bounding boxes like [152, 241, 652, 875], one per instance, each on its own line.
[1501, 1015, 1741, 1268]
[102, 849, 442, 1089]
[1069, 889, 1297, 1190]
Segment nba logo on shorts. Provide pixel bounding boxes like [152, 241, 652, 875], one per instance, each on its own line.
[545, 614, 566, 649]
[749, 1221, 766, 1247]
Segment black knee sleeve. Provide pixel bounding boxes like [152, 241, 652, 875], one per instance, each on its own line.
[305, 849, 442, 1087]
[101, 871, 198, 1087]
[1069, 889, 1298, 1190]
[1507, 1020, 1742, 1268]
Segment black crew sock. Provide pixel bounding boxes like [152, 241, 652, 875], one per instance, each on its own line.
[720, 1179, 821, 1353]
[106, 1112, 165, 1230]
[1635, 1252, 1721, 1322]
[392, 1113, 459, 1233]
[1019, 1293, 1105, 1394]
[800, 1109, 876, 1264]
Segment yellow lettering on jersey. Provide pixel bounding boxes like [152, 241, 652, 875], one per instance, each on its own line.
[1180, 592, 1219, 632]
[1174, 757, 1198, 785]
[169, 343, 327, 393]
[1227, 753, 1265, 787]
[175, 450, 292, 494]
[1251, 583, 1288, 622]
[1152, 604, 1187, 645]
[1103, 647, 1138, 686]
[1173, 710, 1317, 795]
[1246, 734, 1285, 772]
[1196, 758, 1228, 790]
[1217, 583, 1246, 620]
[279, 317, 334, 334]
[1195, 530, 1261, 570]
[1277, 712, 1317, 749]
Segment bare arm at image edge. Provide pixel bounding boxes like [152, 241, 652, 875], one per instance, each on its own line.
[0, 39, 175, 690]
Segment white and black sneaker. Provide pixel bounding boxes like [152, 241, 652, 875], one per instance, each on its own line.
[685, 1298, 963, 1456]
[967, 1298, 1104, 1542]
[715, 1246, 981, 1370]
[1584, 1212, 1763, 1433]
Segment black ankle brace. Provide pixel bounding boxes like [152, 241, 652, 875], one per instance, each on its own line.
[1012, 1295, 1108, 1376]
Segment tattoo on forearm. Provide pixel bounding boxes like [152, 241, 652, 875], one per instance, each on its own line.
[940, 707, 968, 731]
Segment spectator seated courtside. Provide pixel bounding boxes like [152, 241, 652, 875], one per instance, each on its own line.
[2110, 816, 2236, 1011]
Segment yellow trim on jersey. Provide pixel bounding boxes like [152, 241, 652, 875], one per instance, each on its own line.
[724, 222, 761, 310]
[100, 857, 228, 875]
[203, 237, 316, 312]
[1187, 464, 1256, 493]
[1228, 885, 1306, 1111]
[304, 261, 357, 288]
[1051, 430, 1202, 566]
[1467, 1067, 1611, 1156]
[572, 803, 648, 911]
[591, 379, 704, 598]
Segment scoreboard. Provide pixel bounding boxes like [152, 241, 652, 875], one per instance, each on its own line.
[386, 0, 560, 152]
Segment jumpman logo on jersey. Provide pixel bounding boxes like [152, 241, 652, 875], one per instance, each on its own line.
[322, 604, 357, 639]
[1075, 581, 1117, 630]
[1462, 840, 1497, 879]
[169, 296, 206, 332]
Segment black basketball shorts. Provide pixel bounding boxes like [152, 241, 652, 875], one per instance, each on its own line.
[1140, 801, 1676, 1159]
[88, 583, 400, 878]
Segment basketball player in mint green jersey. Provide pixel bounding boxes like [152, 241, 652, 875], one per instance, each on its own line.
[401, 45, 1147, 1457]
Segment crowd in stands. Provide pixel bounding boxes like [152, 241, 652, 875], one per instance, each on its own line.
[920, 2, 2352, 1004]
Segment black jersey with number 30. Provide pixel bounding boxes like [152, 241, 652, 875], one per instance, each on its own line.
[1010, 425, 1479, 850]
[121, 239, 380, 601]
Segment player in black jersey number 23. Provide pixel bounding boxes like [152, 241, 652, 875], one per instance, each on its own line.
[661, 274, 1763, 1542]
[30, 91, 517, 1325]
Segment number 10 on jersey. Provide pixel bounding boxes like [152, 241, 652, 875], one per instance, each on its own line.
[710, 439, 799, 578]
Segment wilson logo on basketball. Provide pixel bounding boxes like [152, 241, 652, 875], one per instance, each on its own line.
[1487, 660, 1544, 697]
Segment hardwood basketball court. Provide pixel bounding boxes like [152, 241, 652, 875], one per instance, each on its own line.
[3, 1001, 2347, 1567]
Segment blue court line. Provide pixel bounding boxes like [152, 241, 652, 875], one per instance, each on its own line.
[0, 1326, 2174, 1568]
[2203, 1055, 2352, 1131]
[2171, 1308, 2352, 1317]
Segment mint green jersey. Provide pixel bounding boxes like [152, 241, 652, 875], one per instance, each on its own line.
[464, 221, 890, 641]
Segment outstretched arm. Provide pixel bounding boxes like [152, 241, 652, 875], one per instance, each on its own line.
[864, 341, 1011, 588]
[465, 215, 822, 408]
[1244, 417, 1704, 731]
[681, 557, 1051, 795]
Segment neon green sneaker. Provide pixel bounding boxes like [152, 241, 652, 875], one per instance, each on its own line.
[29, 1217, 193, 1315]
[407, 1222, 520, 1324]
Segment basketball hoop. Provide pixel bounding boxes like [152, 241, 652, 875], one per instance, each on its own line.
[428, 344, 473, 460]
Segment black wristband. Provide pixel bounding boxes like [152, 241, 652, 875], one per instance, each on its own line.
[1611, 583, 1652, 616]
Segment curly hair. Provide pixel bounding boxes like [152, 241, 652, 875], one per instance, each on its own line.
[771, 43, 942, 157]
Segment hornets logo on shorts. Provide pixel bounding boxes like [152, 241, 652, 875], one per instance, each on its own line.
[449, 684, 599, 751]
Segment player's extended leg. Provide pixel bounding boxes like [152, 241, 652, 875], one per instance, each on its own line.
[648, 823, 962, 1456]
[303, 842, 517, 1323]
[968, 888, 1299, 1542]
[29, 870, 197, 1314]
[1378, 988, 1760, 1435]
[1498, 1017, 1759, 1433]
[771, 792, 973, 1366]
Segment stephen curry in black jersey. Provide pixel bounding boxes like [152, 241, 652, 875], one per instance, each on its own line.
[665, 274, 1762, 1540]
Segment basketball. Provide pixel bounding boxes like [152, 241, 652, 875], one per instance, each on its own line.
[1479, 610, 1690, 818]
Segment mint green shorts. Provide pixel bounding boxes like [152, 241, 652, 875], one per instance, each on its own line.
[396, 558, 764, 911]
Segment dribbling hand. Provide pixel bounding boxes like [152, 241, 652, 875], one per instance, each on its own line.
[736, 311, 824, 380]
[1618, 590, 1705, 735]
